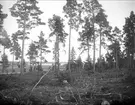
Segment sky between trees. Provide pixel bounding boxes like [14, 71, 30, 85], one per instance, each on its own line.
[0, 0, 135, 62]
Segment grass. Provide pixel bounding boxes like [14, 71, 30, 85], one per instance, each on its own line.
[0, 67, 135, 105]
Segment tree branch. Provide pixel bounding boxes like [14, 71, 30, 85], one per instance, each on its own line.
[31, 68, 51, 93]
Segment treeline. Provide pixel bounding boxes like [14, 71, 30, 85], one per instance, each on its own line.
[0, 0, 135, 74]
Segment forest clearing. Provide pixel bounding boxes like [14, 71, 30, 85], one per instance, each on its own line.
[0, 66, 135, 105]
[1, 0, 135, 104]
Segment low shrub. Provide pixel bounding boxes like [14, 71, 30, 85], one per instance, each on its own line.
[44, 71, 75, 86]
[58, 71, 75, 85]
[122, 74, 135, 83]
[121, 70, 135, 83]
[0, 80, 9, 90]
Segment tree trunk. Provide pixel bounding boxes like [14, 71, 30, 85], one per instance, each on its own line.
[87, 38, 90, 61]
[92, 13, 95, 73]
[40, 49, 42, 67]
[57, 35, 60, 74]
[55, 34, 59, 77]
[92, 8, 96, 91]
[54, 43, 56, 73]
[134, 35, 135, 68]
[93, 35, 96, 72]
[29, 59, 32, 71]
[116, 50, 119, 70]
[128, 49, 131, 69]
[2, 46, 5, 73]
[58, 41, 59, 74]
[20, 0, 26, 74]
[12, 51, 15, 72]
[68, 25, 71, 73]
[99, 28, 102, 69]
[131, 54, 133, 69]
[3, 46, 5, 54]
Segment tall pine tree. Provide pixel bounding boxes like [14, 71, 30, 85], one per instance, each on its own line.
[95, 8, 109, 68]
[10, 0, 45, 74]
[82, 0, 102, 72]
[10, 32, 21, 72]
[123, 11, 135, 69]
[48, 14, 67, 76]
[78, 17, 93, 62]
[34, 31, 50, 67]
[63, 0, 81, 73]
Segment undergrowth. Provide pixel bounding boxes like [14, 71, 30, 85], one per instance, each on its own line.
[0, 69, 135, 105]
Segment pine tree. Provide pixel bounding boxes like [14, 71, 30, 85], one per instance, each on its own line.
[70, 47, 76, 62]
[123, 11, 135, 69]
[82, 0, 102, 72]
[76, 56, 83, 72]
[105, 52, 114, 69]
[10, 0, 45, 74]
[0, 4, 9, 55]
[110, 27, 122, 69]
[0, 29, 11, 54]
[1, 53, 9, 73]
[108, 41, 121, 69]
[10, 32, 21, 72]
[0, 4, 7, 31]
[63, 0, 81, 73]
[34, 31, 50, 67]
[26, 42, 38, 66]
[95, 8, 109, 68]
[78, 17, 93, 62]
[48, 14, 67, 76]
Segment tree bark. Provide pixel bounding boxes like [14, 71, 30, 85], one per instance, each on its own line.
[3, 46, 5, 54]
[134, 34, 135, 68]
[20, 0, 26, 74]
[40, 47, 42, 67]
[128, 49, 131, 69]
[58, 36, 59, 74]
[99, 28, 102, 69]
[87, 38, 90, 61]
[12, 51, 15, 72]
[2, 46, 5, 73]
[68, 25, 71, 74]
[92, 12, 95, 73]
[116, 50, 119, 70]
[55, 34, 59, 77]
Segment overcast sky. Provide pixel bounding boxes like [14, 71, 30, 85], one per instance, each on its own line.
[0, 0, 135, 62]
